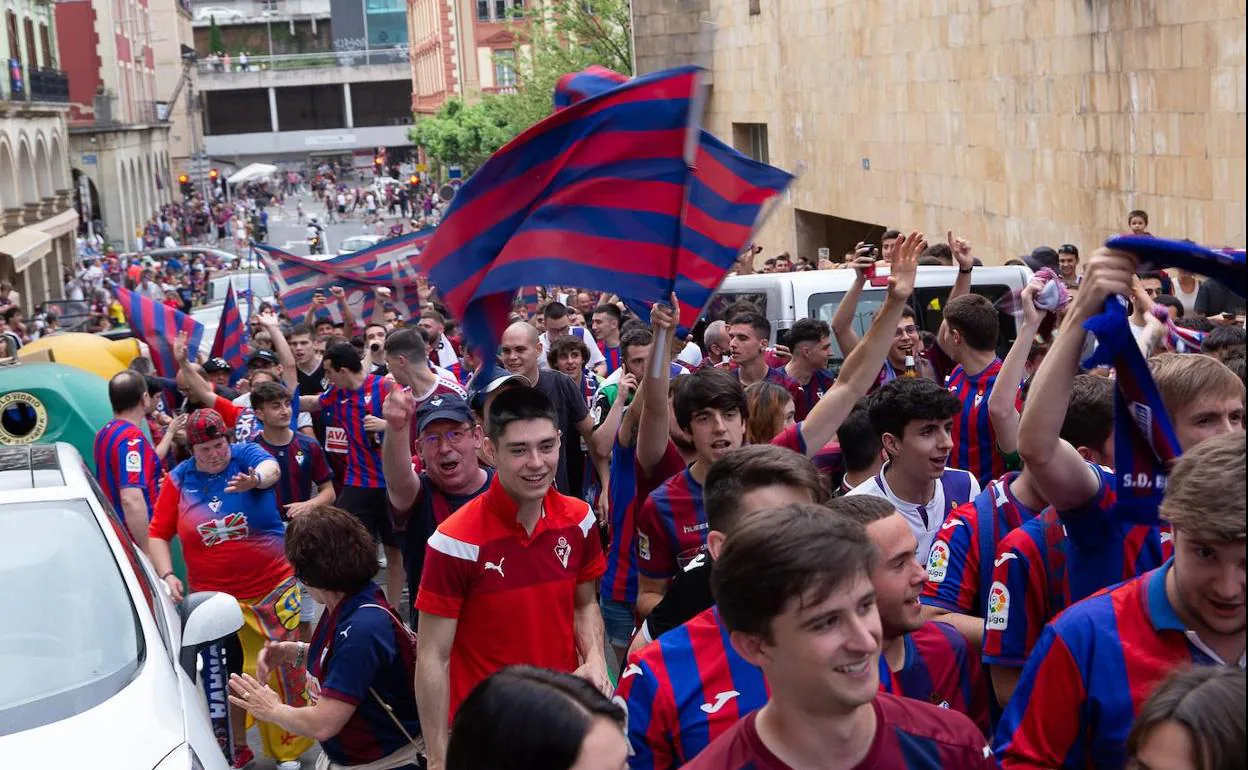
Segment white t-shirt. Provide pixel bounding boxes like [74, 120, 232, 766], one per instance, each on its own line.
[846, 462, 981, 561]
[430, 334, 460, 371]
[539, 326, 606, 370]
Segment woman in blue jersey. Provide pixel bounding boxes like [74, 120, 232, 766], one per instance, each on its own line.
[149, 408, 313, 768]
[228, 504, 422, 770]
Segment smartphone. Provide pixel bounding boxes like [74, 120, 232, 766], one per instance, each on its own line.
[865, 263, 890, 287]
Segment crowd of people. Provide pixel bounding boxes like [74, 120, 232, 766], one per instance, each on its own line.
[84, 207, 1246, 770]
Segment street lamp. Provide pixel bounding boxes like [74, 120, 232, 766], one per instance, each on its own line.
[262, 10, 274, 60]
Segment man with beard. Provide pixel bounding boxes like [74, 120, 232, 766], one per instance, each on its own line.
[381, 389, 492, 610]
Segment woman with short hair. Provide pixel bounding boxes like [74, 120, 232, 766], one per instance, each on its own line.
[1126, 667, 1245, 770]
[447, 666, 627, 770]
[228, 504, 422, 770]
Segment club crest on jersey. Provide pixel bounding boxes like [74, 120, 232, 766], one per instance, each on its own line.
[295, 451, 305, 464]
[973, 392, 984, 407]
[986, 581, 1010, 631]
[554, 536, 571, 569]
[197, 512, 249, 546]
[364, 393, 373, 406]
[926, 541, 951, 583]
[208, 497, 223, 513]
[430, 398, 443, 407]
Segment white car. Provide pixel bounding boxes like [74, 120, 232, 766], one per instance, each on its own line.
[0, 443, 244, 769]
[337, 234, 383, 255]
[196, 7, 244, 22]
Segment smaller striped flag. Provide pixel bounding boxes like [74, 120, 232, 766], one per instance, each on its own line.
[210, 282, 248, 373]
[112, 284, 205, 378]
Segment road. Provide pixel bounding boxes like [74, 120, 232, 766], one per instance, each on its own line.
[260, 192, 413, 257]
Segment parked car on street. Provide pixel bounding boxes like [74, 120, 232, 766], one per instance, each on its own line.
[0, 443, 243, 769]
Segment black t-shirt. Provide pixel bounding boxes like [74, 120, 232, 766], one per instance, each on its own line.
[642, 548, 713, 643]
[532, 369, 589, 495]
[1195, 279, 1247, 317]
[296, 359, 329, 444]
[394, 469, 494, 602]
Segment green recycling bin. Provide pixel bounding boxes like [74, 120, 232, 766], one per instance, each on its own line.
[0, 361, 188, 582]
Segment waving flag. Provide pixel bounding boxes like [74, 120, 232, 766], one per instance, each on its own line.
[1106, 236, 1247, 299]
[253, 243, 421, 325]
[112, 284, 205, 377]
[1151, 305, 1205, 353]
[1082, 296, 1182, 524]
[555, 65, 794, 329]
[210, 282, 247, 373]
[554, 65, 629, 109]
[416, 66, 705, 358]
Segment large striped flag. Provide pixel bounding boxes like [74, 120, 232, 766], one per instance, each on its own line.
[554, 65, 794, 329]
[252, 243, 421, 325]
[112, 284, 205, 377]
[415, 66, 705, 358]
[210, 282, 247, 373]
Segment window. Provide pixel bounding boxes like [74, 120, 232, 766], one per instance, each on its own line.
[38, 23, 51, 68]
[732, 122, 770, 165]
[513, 0, 526, 16]
[261, 0, 280, 9]
[749, 0, 761, 15]
[494, 0, 507, 20]
[477, 0, 491, 21]
[808, 290, 887, 366]
[6, 12, 19, 62]
[23, 17, 36, 69]
[494, 49, 516, 87]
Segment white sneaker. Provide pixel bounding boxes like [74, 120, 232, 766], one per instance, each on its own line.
[276, 762, 302, 770]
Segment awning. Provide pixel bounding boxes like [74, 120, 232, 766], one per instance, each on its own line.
[29, 208, 80, 240]
[227, 162, 278, 185]
[0, 227, 53, 273]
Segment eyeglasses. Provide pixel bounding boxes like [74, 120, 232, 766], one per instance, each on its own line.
[893, 325, 918, 338]
[420, 430, 468, 450]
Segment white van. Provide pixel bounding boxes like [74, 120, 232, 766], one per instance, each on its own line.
[712, 265, 1034, 369]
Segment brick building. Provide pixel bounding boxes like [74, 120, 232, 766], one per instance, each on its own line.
[407, 0, 528, 115]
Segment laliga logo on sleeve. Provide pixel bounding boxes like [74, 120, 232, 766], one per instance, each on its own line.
[926, 541, 950, 583]
[986, 581, 1010, 631]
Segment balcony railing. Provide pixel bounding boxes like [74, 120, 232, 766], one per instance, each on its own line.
[2, 60, 69, 104]
[91, 94, 165, 127]
[196, 49, 409, 75]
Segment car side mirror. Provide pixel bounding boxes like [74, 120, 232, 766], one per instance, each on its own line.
[178, 591, 243, 681]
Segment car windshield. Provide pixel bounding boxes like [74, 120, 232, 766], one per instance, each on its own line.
[340, 237, 376, 252]
[0, 500, 143, 735]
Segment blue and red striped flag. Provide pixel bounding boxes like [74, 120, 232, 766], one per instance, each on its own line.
[415, 65, 705, 358]
[210, 282, 247, 373]
[252, 243, 422, 324]
[554, 65, 794, 329]
[112, 284, 205, 378]
[1082, 295, 1182, 524]
[554, 65, 629, 109]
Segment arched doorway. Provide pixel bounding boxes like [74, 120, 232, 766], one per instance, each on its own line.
[71, 168, 101, 235]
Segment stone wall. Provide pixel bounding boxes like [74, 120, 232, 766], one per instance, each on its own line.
[632, 0, 1247, 262]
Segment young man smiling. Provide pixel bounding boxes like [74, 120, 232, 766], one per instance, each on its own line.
[996, 431, 1246, 769]
[684, 504, 994, 769]
[846, 377, 981, 561]
[783, 317, 837, 415]
[414, 387, 608, 770]
[727, 310, 808, 420]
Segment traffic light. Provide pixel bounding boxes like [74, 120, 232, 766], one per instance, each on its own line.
[409, 174, 418, 186]
[178, 173, 191, 197]
[208, 168, 219, 183]
[374, 155, 384, 175]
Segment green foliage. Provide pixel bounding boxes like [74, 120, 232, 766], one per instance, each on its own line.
[208, 16, 224, 54]
[408, 98, 518, 171]
[410, 0, 633, 172]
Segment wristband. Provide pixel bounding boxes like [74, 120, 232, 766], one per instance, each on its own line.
[160, 571, 174, 580]
[958, 266, 973, 274]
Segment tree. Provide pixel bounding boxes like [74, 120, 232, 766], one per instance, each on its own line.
[409, 98, 517, 171]
[410, 0, 634, 172]
[208, 16, 224, 54]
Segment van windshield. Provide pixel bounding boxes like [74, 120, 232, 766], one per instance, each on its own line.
[807, 290, 889, 369]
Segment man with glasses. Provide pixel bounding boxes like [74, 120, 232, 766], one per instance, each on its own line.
[381, 390, 493, 611]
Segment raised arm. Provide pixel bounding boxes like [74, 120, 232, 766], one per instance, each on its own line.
[829, 245, 876, 356]
[948, 230, 974, 301]
[381, 386, 423, 515]
[636, 303, 676, 473]
[987, 277, 1047, 456]
[590, 373, 637, 459]
[254, 310, 297, 390]
[330, 286, 359, 331]
[1017, 248, 1136, 511]
[173, 331, 216, 406]
[797, 232, 925, 453]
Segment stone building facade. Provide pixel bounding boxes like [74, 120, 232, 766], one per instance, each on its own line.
[632, 0, 1246, 262]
